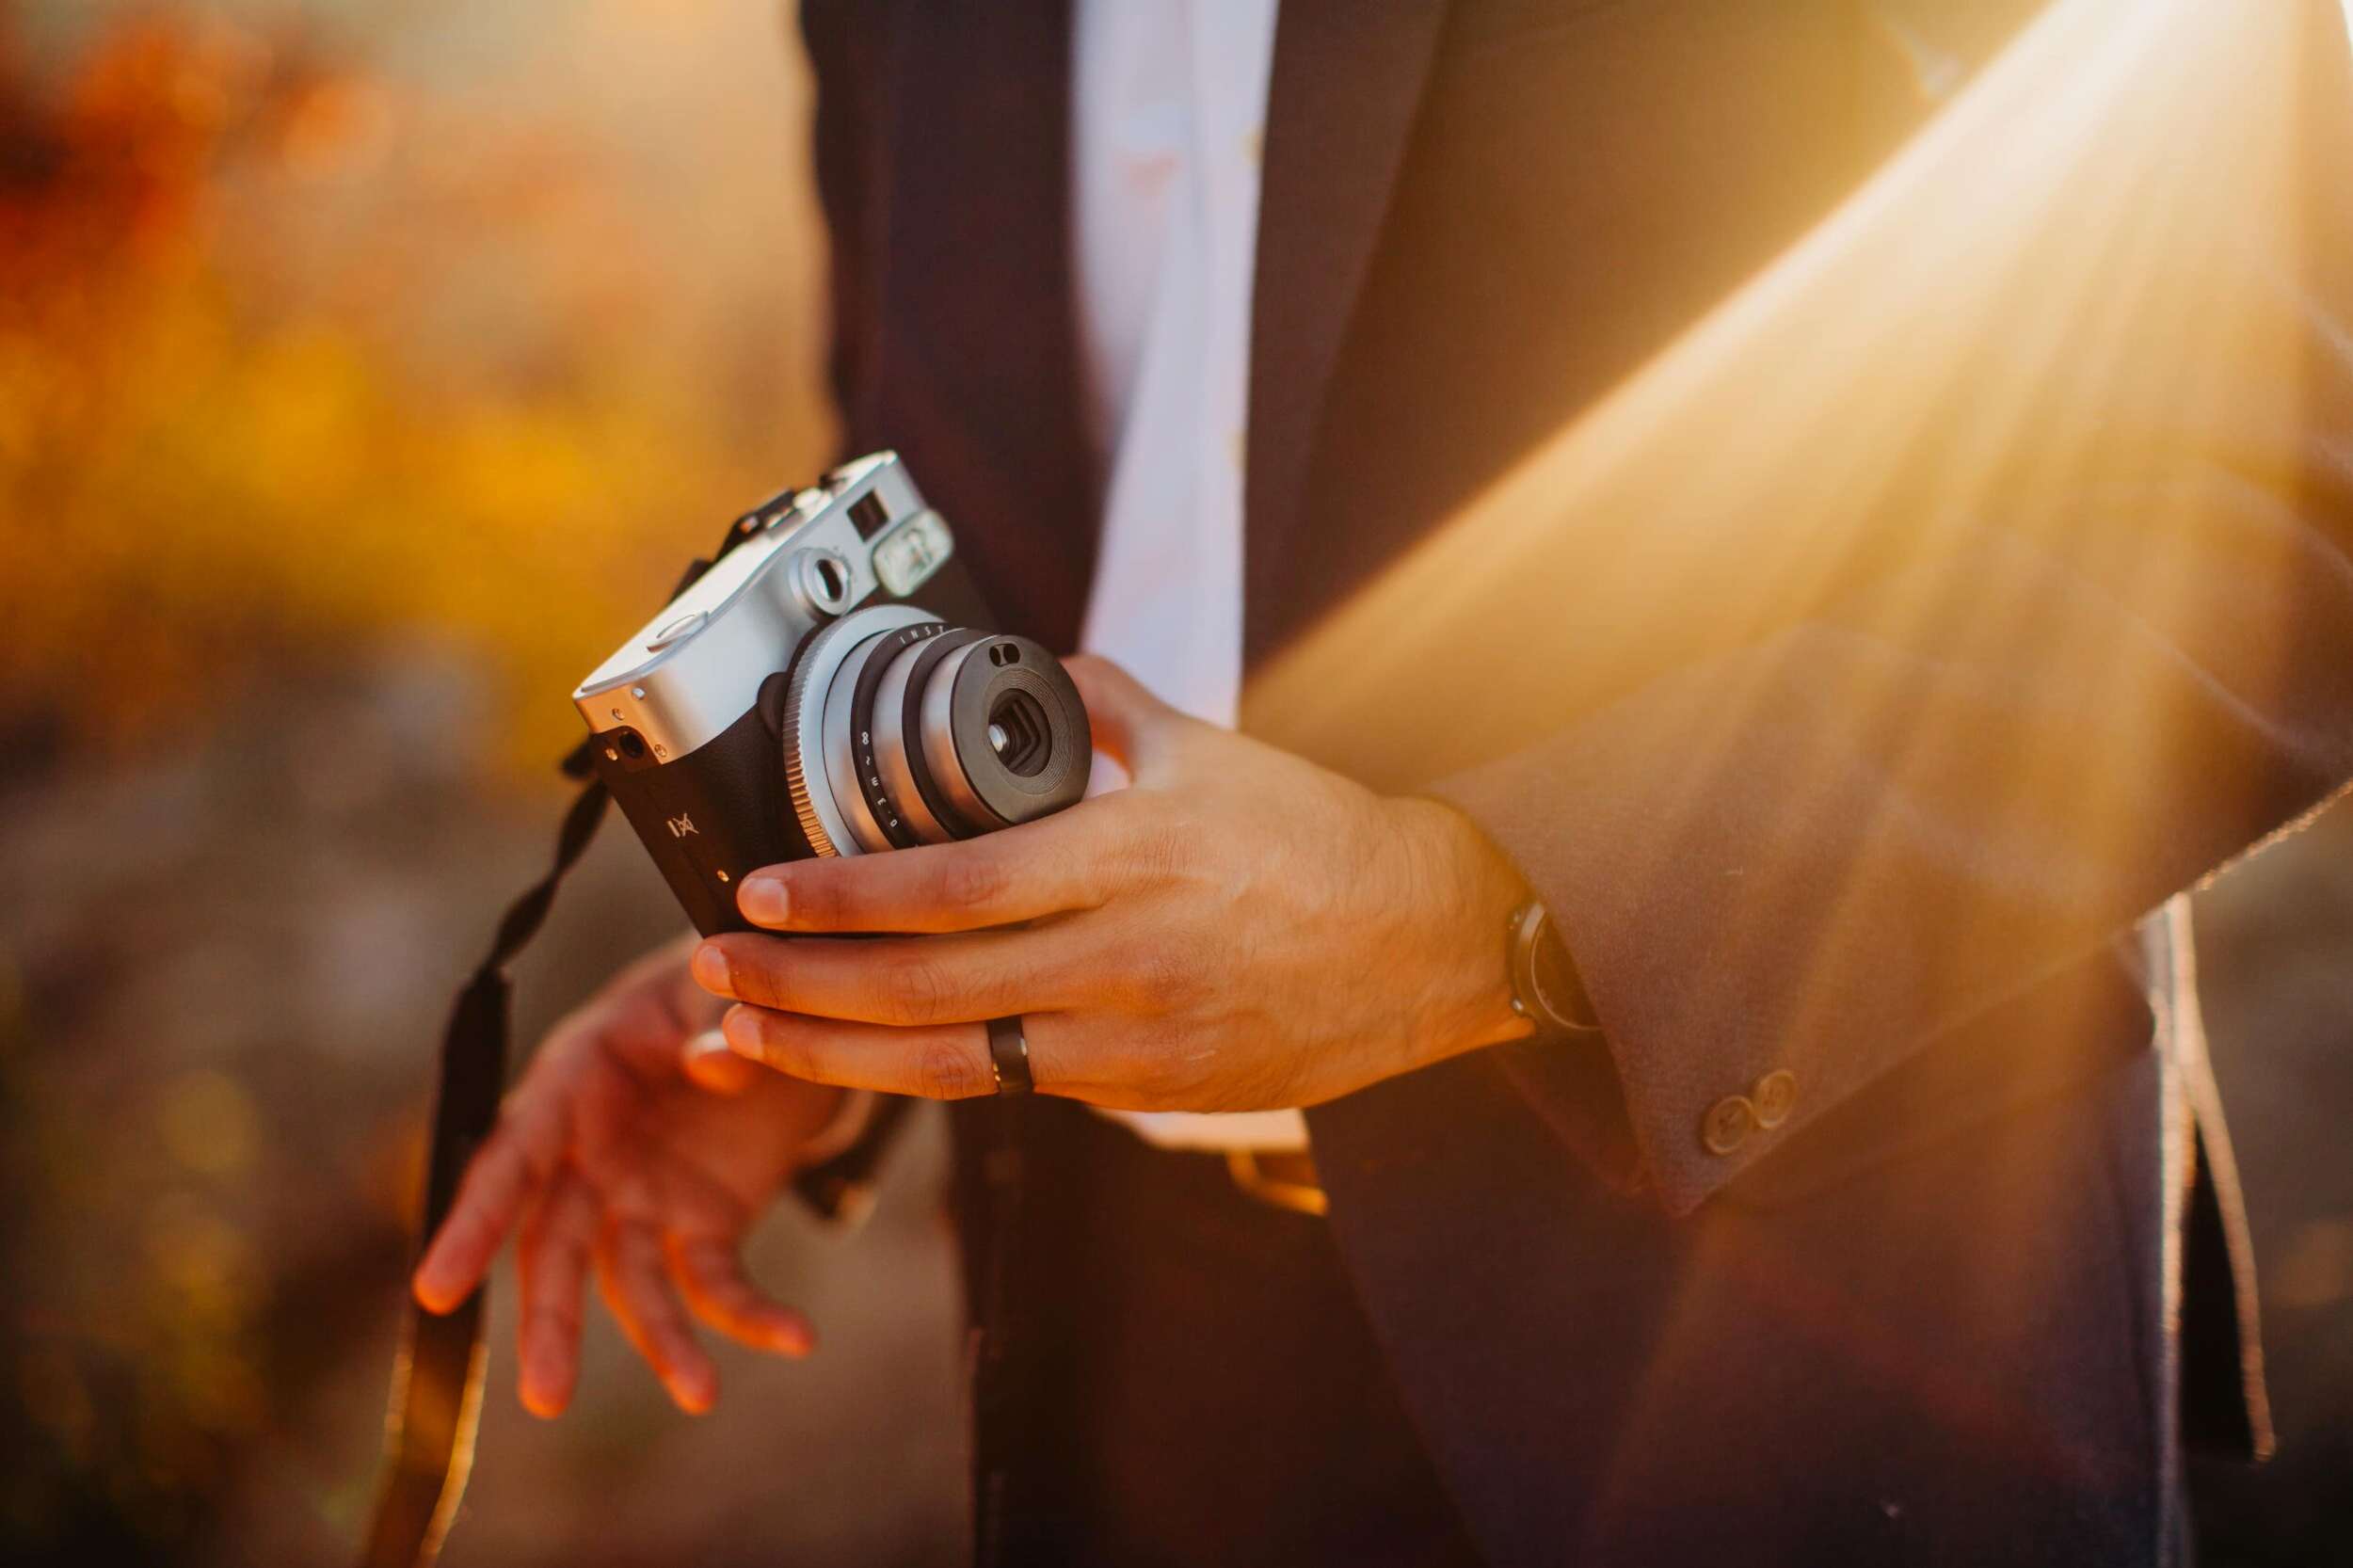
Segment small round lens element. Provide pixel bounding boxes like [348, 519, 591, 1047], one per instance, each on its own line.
[984, 690, 1053, 776]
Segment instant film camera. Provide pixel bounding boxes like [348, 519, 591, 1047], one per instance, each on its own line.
[572, 453, 1094, 935]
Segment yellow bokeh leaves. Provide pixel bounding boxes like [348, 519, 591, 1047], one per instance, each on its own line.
[0, 9, 829, 775]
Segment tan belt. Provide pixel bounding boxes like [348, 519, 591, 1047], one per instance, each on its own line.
[1225, 1147, 1329, 1217]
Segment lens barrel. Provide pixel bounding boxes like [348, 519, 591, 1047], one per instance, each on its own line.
[783, 608, 1090, 857]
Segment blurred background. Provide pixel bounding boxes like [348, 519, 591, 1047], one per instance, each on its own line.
[0, 2, 2345, 1565]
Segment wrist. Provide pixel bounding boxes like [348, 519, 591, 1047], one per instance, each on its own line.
[1389, 797, 1539, 1061]
[740, 1079, 857, 1203]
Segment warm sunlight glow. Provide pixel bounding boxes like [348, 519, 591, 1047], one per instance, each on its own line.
[1248, 0, 2324, 768]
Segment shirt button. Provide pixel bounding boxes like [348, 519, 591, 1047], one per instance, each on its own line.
[1243, 127, 1264, 166]
[1227, 428, 1246, 471]
[1753, 1069, 1797, 1128]
[1701, 1096, 1757, 1156]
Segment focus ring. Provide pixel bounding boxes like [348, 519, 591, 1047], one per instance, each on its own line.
[896, 629, 991, 840]
[846, 621, 952, 850]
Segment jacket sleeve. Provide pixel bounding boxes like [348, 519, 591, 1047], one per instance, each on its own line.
[1431, 2, 2353, 1215]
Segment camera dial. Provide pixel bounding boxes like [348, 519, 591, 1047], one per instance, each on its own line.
[782, 605, 1090, 856]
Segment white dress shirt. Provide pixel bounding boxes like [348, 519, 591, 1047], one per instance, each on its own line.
[1071, 0, 1307, 1151]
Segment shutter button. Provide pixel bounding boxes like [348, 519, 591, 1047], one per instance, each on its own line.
[648, 610, 706, 651]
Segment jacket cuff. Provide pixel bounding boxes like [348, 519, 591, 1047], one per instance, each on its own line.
[1426, 649, 1851, 1215]
[789, 1094, 915, 1225]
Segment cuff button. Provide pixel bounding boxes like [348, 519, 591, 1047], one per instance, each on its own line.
[1753, 1069, 1797, 1129]
[1701, 1095, 1758, 1156]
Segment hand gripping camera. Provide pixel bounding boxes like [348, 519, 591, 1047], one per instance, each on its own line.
[573, 452, 1093, 935]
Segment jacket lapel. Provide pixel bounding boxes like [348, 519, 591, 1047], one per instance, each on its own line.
[1244, 0, 1449, 669]
[875, 0, 1100, 653]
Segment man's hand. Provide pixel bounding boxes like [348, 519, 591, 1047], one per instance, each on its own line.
[411, 935, 846, 1416]
[694, 657, 1535, 1112]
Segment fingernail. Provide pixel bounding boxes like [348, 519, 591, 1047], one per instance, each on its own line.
[672, 1367, 716, 1414]
[690, 942, 732, 997]
[738, 874, 789, 925]
[683, 1030, 753, 1092]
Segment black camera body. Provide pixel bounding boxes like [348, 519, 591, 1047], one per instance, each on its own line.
[573, 453, 1091, 936]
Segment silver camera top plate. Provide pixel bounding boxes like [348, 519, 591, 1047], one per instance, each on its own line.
[571, 452, 952, 761]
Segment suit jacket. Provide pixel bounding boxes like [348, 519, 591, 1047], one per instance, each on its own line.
[798, 2, 2353, 1561]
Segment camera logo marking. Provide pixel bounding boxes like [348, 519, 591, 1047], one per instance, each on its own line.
[666, 813, 697, 839]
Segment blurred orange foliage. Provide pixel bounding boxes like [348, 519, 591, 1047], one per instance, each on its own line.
[0, 6, 830, 773]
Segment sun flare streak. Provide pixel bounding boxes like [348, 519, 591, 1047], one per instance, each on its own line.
[1248, 0, 2323, 764]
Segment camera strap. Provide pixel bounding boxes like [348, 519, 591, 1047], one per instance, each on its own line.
[359, 771, 610, 1568]
[360, 514, 776, 1568]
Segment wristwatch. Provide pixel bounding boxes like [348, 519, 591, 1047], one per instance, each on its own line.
[1506, 900, 1603, 1034]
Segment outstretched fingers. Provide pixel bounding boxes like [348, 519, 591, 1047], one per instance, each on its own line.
[411, 1099, 560, 1314]
[514, 1173, 598, 1417]
[596, 1217, 718, 1414]
[670, 1236, 814, 1357]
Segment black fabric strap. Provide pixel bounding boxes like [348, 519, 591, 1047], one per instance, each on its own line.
[360, 776, 611, 1568]
[361, 499, 914, 1565]
[969, 1096, 1031, 1568]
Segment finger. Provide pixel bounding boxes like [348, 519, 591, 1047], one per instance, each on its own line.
[411, 990, 636, 1313]
[1063, 654, 1186, 778]
[596, 1219, 718, 1414]
[731, 805, 1125, 934]
[694, 924, 1094, 1028]
[669, 1237, 815, 1357]
[680, 1028, 759, 1094]
[514, 1175, 599, 1417]
[722, 1005, 1032, 1102]
[596, 984, 720, 1087]
[412, 1107, 558, 1314]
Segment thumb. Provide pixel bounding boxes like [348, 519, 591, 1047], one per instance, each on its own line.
[682, 1029, 759, 1094]
[1064, 654, 1185, 779]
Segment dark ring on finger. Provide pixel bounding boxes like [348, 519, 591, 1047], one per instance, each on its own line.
[986, 1016, 1032, 1096]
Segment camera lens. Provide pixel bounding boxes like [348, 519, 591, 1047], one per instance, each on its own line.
[782, 607, 1090, 857]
